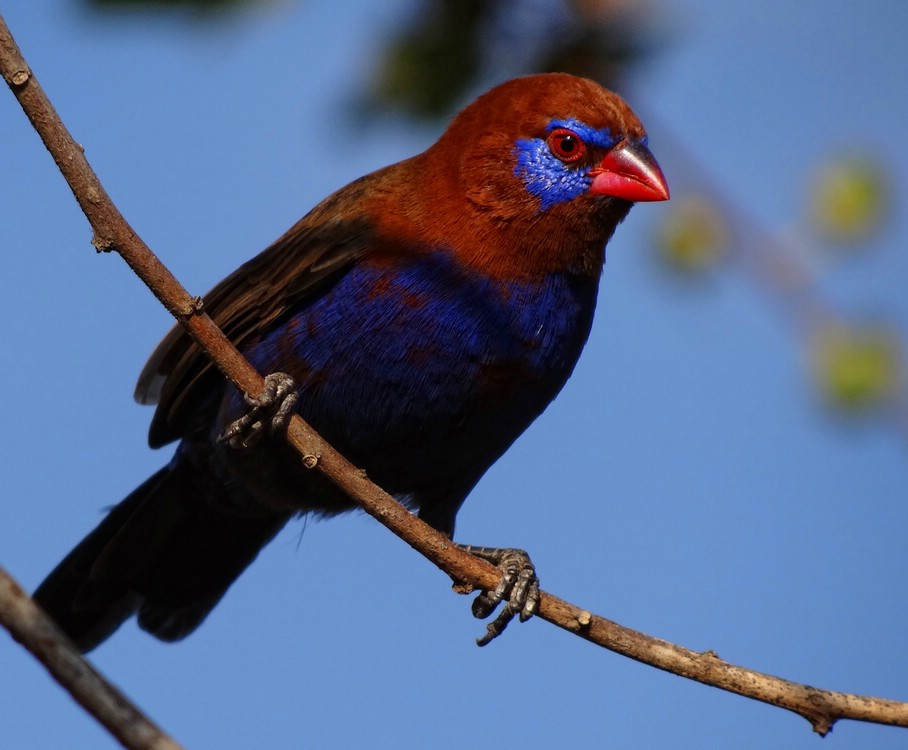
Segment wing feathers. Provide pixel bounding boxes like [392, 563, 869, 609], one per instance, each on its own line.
[136, 216, 374, 447]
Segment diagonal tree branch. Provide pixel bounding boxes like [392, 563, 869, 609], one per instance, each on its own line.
[1, 11, 906, 743]
[0, 566, 184, 750]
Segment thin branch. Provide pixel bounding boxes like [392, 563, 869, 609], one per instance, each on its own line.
[0, 566, 184, 750]
[1, 11, 906, 739]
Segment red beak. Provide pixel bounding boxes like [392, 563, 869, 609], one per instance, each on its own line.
[589, 140, 670, 202]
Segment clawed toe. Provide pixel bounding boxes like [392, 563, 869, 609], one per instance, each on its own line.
[456, 545, 540, 646]
[218, 372, 299, 449]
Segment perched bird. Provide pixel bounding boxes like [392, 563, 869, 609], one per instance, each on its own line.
[34, 73, 668, 652]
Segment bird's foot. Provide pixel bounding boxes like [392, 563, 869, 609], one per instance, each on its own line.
[456, 545, 540, 646]
[218, 372, 299, 449]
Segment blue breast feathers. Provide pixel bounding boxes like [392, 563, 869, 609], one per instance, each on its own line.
[239, 251, 597, 456]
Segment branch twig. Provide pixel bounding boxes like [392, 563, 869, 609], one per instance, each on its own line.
[1, 11, 906, 741]
[0, 566, 184, 750]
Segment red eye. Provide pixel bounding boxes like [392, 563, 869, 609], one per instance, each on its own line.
[546, 128, 586, 163]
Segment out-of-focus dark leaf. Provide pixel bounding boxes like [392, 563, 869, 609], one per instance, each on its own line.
[540, 0, 655, 90]
[368, 0, 491, 119]
[364, 0, 655, 120]
[88, 0, 265, 14]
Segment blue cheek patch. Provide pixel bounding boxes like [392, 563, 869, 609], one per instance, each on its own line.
[514, 119, 620, 211]
[513, 138, 592, 210]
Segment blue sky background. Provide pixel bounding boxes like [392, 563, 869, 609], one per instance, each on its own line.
[2, 1, 907, 748]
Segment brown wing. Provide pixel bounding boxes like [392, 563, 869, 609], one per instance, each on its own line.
[135, 201, 375, 448]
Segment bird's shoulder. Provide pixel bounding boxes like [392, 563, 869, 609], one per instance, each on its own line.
[135, 164, 420, 447]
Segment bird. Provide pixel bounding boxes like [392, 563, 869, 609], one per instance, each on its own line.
[34, 73, 669, 652]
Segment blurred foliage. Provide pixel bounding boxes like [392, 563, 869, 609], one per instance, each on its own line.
[78, 0, 907, 428]
[538, 0, 654, 85]
[656, 195, 727, 274]
[89, 0, 259, 12]
[649, 133, 901, 420]
[809, 157, 889, 245]
[811, 323, 903, 413]
[368, 0, 490, 119]
[365, 0, 655, 119]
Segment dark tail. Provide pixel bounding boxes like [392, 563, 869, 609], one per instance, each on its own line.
[33, 461, 288, 652]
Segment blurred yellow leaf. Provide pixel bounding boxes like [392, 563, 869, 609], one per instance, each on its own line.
[656, 195, 727, 274]
[811, 323, 902, 412]
[809, 158, 888, 244]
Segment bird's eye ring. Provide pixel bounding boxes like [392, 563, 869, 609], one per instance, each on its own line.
[546, 128, 586, 163]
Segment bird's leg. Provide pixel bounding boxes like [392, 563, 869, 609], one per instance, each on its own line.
[218, 372, 299, 449]
[456, 544, 540, 646]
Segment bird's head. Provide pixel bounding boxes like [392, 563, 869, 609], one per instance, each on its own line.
[418, 73, 669, 280]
